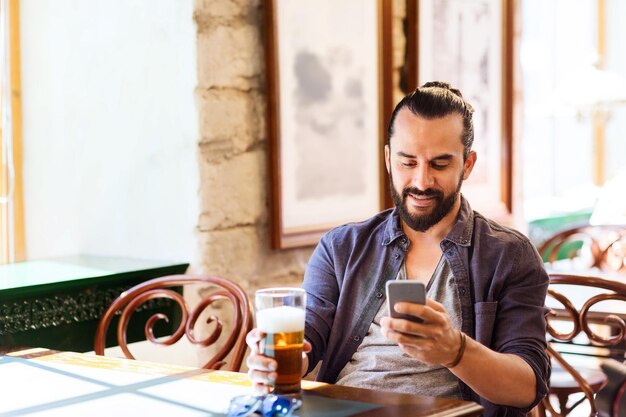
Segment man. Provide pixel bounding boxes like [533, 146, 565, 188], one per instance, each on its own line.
[247, 82, 550, 416]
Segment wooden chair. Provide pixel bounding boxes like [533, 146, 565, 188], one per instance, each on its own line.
[542, 273, 626, 417]
[596, 359, 626, 417]
[94, 274, 253, 372]
[538, 224, 626, 274]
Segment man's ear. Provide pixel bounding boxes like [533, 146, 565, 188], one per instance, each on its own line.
[384, 144, 391, 174]
[462, 151, 477, 180]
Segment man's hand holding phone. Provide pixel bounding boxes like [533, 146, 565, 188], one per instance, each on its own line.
[381, 280, 464, 368]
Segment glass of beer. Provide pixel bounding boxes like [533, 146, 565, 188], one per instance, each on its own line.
[255, 288, 306, 394]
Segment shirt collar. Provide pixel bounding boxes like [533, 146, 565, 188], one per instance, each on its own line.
[443, 195, 474, 247]
[382, 208, 406, 247]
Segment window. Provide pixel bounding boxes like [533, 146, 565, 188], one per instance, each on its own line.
[15, 1, 197, 262]
[521, 0, 626, 244]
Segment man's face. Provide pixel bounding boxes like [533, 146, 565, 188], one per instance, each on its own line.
[385, 109, 476, 232]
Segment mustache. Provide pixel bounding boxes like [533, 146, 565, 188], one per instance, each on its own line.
[402, 186, 443, 199]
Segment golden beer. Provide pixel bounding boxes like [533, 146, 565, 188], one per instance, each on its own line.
[261, 330, 304, 393]
[255, 288, 307, 394]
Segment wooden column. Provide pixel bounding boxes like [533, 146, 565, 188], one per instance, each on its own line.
[592, 0, 606, 186]
[0, 0, 25, 264]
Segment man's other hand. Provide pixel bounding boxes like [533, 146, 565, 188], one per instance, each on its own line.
[245, 328, 312, 394]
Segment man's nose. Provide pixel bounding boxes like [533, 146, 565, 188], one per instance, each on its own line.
[412, 165, 435, 190]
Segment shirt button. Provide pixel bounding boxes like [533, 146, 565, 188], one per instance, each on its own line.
[460, 288, 466, 295]
[354, 336, 361, 342]
[394, 253, 400, 259]
[376, 292, 383, 299]
[401, 238, 407, 244]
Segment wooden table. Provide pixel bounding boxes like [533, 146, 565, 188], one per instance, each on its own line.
[0, 255, 188, 353]
[0, 349, 483, 417]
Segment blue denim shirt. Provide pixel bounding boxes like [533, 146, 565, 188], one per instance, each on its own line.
[302, 196, 550, 417]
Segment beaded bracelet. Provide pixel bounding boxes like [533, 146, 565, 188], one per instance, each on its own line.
[445, 331, 467, 368]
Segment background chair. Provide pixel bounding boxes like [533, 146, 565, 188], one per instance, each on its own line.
[538, 224, 626, 274]
[596, 359, 626, 417]
[94, 274, 253, 372]
[542, 273, 626, 417]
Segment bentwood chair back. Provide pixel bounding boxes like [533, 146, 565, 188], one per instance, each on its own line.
[94, 275, 253, 372]
[538, 224, 626, 274]
[542, 273, 626, 417]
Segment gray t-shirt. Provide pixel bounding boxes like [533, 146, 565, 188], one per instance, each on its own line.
[335, 257, 462, 399]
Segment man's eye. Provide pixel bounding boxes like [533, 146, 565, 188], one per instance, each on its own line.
[431, 163, 449, 170]
[401, 161, 416, 167]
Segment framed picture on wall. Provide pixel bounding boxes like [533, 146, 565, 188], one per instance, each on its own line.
[406, 0, 513, 217]
[264, 0, 393, 249]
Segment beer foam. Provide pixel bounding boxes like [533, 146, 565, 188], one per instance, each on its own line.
[256, 306, 305, 333]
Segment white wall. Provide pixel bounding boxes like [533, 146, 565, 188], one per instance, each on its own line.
[605, 0, 626, 181]
[20, 0, 198, 263]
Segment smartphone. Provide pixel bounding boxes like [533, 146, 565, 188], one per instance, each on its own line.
[385, 280, 426, 323]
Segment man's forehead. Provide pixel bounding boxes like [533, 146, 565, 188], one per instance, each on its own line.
[394, 108, 464, 130]
[391, 109, 465, 149]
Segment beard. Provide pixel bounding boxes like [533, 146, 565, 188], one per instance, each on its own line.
[390, 171, 463, 232]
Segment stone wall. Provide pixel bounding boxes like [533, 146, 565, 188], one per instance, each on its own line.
[192, 0, 314, 296]
[192, 0, 408, 294]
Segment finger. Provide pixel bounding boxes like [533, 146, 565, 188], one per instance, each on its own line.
[393, 298, 444, 315]
[385, 327, 431, 347]
[246, 328, 266, 343]
[390, 316, 454, 341]
[303, 339, 312, 353]
[253, 382, 272, 396]
[246, 329, 266, 353]
[380, 316, 391, 330]
[248, 368, 278, 385]
[394, 302, 444, 325]
[392, 302, 426, 319]
[425, 298, 446, 312]
[383, 315, 449, 342]
[381, 316, 416, 337]
[246, 353, 278, 372]
[386, 317, 429, 337]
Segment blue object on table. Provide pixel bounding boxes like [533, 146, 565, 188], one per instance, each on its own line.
[228, 394, 302, 417]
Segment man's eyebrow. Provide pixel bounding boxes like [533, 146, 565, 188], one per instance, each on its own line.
[396, 151, 416, 158]
[395, 151, 455, 161]
[431, 154, 454, 162]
